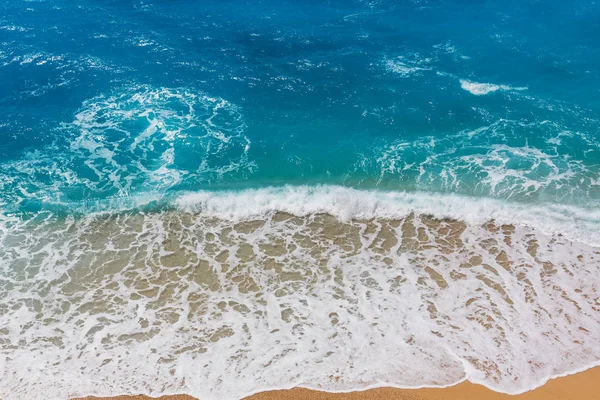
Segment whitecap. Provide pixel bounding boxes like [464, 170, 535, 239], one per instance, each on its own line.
[385, 55, 431, 77]
[460, 79, 527, 95]
[175, 185, 600, 246]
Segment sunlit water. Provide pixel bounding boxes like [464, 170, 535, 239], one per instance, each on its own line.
[0, 1, 599, 399]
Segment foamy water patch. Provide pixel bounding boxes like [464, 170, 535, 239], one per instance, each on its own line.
[0, 85, 253, 211]
[175, 185, 600, 246]
[460, 79, 527, 95]
[372, 119, 600, 207]
[384, 55, 432, 77]
[0, 206, 599, 399]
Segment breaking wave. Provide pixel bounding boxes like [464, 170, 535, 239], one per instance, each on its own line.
[460, 79, 528, 95]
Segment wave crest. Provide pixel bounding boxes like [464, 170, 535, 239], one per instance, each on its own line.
[175, 185, 600, 247]
[460, 79, 527, 95]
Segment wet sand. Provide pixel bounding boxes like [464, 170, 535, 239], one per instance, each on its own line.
[76, 365, 600, 400]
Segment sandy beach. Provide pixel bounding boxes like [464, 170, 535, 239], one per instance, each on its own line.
[76, 366, 600, 400]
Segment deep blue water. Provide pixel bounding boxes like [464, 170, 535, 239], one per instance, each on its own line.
[1, 0, 600, 213]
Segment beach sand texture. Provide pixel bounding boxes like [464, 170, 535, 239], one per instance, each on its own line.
[76, 365, 600, 400]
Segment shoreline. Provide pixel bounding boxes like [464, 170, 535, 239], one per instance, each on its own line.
[75, 366, 600, 400]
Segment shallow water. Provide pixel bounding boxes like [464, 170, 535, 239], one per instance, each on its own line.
[1, 207, 599, 398]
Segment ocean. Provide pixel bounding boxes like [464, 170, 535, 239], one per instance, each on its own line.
[1, 0, 599, 399]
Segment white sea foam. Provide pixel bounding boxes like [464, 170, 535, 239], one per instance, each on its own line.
[0, 25, 29, 32]
[0, 85, 253, 211]
[0, 191, 599, 399]
[385, 55, 431, 77]
[372, 119, 599, 207]
[175, 185, 600, 246]
[460, 79, 527, 95]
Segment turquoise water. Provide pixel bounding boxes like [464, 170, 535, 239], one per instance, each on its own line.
[1, 0, 599, 214]
[1, 1, 600, 399]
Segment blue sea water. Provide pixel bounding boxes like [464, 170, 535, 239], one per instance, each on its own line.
[2, 1, 600, 399]
[1, 0, 599, 213]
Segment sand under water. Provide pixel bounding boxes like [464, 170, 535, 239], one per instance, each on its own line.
[2, 190, 599, 399]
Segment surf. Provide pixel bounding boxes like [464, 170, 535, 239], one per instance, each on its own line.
[0, 196, 599, 399]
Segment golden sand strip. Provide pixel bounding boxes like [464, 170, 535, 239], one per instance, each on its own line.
[76, 366, 600, 400]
